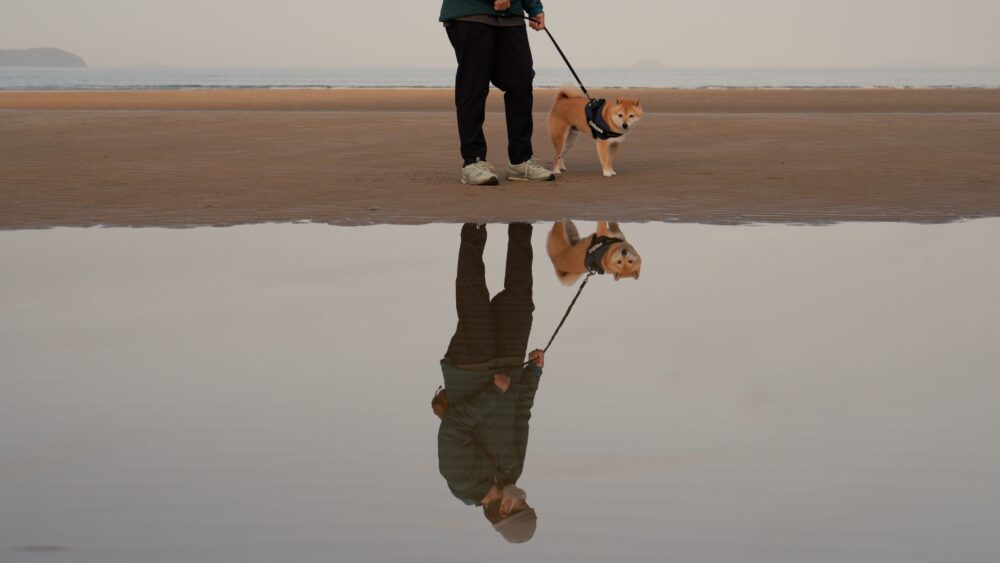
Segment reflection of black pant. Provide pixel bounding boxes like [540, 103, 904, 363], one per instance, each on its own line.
[446, 223, 534, 365]
[446, 21, 535, 166]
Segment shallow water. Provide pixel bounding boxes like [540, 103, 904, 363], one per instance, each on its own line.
[3, 67, 1000, 90]
[1, 221, 999, 562]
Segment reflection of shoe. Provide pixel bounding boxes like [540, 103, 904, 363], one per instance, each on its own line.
[461, 159, 499, 186]
[506, 158, 556, 182]
[462, 222, 487, 243]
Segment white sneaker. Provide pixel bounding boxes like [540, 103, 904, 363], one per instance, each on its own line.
[506, 158, 556, 182]
[461, 159, 499, 186]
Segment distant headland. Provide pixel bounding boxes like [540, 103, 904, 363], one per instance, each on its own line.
[0, 48, 87, 68]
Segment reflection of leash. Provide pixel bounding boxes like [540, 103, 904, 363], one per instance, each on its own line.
[510, 15, 594, 102]
[434, 272, 594, 411]
[523, 271, 595, 366]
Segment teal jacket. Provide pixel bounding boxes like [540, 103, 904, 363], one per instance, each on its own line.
[439, 0, 544, 22]
[437, 361, 542, 505]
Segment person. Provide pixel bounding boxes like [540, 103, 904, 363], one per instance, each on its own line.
[439, 0, 557, 185]
[434, 223, 544, 543]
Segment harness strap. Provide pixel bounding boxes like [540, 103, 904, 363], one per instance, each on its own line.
[585, 235, 624, 274]
[585, 99, 624, 140]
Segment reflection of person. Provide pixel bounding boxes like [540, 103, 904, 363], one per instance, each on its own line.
[434, 223, 544, 543]
[439, 0, 556, 185]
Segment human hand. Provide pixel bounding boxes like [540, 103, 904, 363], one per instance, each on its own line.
[529, 13, 545, 30]
[494, 373, 511, 392]
[494, 0, 511, 11]
[528, 349, 544, 368]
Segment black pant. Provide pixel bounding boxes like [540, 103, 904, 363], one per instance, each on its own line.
[445, 223, 534, 366]
[446, 21, 535, 166]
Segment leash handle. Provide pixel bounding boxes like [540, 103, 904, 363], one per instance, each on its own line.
[513, 15, 594, 101]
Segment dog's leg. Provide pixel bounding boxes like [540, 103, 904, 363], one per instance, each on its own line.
[547, 222, 570, 260]
[555, 128, 573, 173]
[549, 118, 569, 175]
[562, 129, 579, 172]
[564, 220, 581, 245]
[607, 221, 624, 239]
[609, 142, 621, 175]
[596, 140, 616, 177]
[547, 222, 580, 285]
[548, 221, 567, 246]
[596, 221, 609, 237]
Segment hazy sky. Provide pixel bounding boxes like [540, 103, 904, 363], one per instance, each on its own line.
[2, 0, 999, 68]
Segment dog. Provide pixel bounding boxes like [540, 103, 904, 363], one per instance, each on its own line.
[546, 221, 641, 285]
[548, 84, 643, 178]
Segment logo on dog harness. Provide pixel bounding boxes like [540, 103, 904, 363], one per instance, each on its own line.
[585, 235, 624, 274]
[585, 99, 624, 140]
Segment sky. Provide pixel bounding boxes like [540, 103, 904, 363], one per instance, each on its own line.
[2, 0, 999, 68]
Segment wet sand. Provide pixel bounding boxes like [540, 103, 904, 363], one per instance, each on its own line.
[2, 88, 999, 228]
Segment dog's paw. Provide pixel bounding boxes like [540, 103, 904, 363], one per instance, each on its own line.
[559, 163, 567, 172]
[603, 170, 617, 178]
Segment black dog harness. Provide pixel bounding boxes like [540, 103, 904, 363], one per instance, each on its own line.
[585, 99, 623, 140]
[584, 235, 624, 274]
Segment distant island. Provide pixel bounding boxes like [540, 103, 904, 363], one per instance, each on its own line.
[0, 48, 87, 68]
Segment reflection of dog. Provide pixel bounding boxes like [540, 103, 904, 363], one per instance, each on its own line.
[548, 84, 643, 177]
[546, 221, 641, 285]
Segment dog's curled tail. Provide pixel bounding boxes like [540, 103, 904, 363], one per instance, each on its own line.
[556, 83, 586, 101]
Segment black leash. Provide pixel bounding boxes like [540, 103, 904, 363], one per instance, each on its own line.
[512, 15, 623, 140]
[523, 271, 595, 366]
[512, 15, 595, 102]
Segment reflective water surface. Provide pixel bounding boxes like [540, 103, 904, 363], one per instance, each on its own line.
[2, 221, 999, 562]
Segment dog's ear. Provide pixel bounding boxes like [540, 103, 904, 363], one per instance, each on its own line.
[633, 271, 640, 280]
[635, 98, 641, 107]
[614, 273, 622, 281]
[615, 97, 622, 105]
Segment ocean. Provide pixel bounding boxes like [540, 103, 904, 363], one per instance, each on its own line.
[2, 66, 1000, 90]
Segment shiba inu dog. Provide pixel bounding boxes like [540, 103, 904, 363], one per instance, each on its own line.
[548, 84, 643, 178]
[546, 221, 642, 285]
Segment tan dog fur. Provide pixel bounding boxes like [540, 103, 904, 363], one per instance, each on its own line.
[547, 84, 643, 177]
[546, 221, 642, 285]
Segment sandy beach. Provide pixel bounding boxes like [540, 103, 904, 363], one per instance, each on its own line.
[2, 88, 999, 228]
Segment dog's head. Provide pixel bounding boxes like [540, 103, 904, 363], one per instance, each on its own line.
[609, 98, 643, 132]
[603, 242, 642, 281]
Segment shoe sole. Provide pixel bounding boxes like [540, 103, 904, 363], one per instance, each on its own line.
[462, 177, 499, 186]
[506, 174, 556, 182]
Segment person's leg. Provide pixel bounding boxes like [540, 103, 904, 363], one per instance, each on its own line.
[447, 22, 496, 166]
[445, 224, 496, 364]
[491, 25, 535, 165]
[491, 223, 534, 358]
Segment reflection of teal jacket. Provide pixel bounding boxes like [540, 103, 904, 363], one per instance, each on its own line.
[437, 361, 542, 505]
[439, 0, 544, 22]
